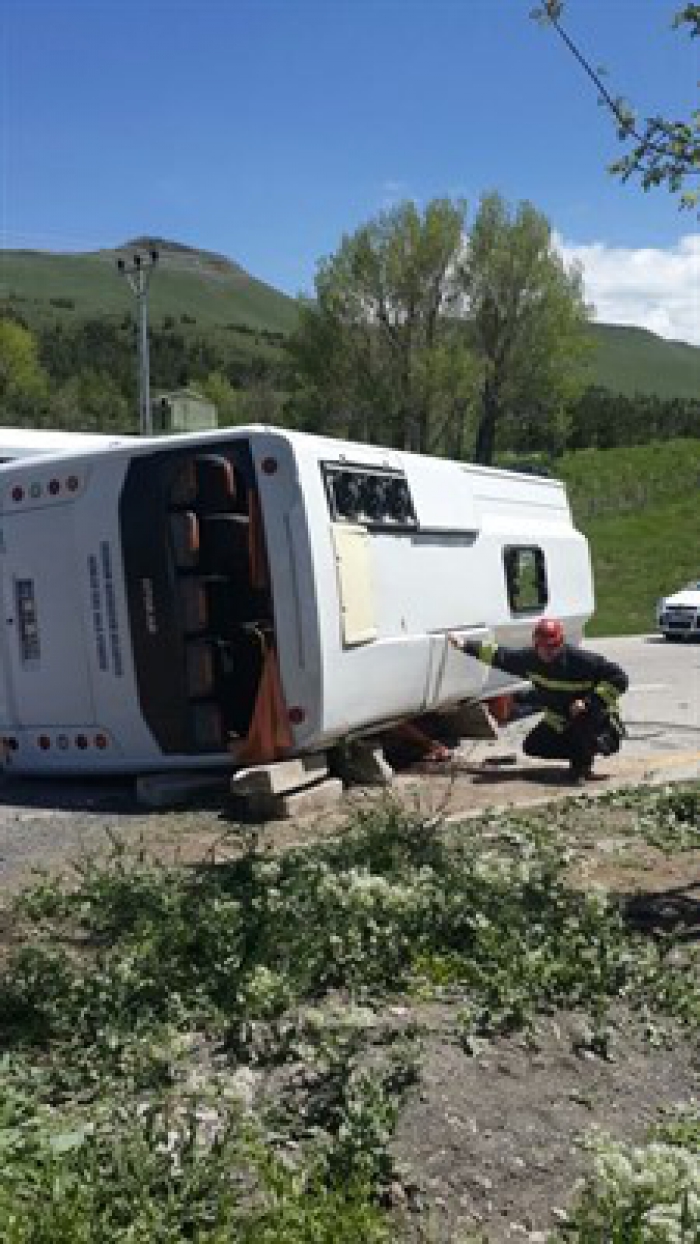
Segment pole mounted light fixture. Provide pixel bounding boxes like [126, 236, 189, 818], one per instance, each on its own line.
[116, 248, 159, 435]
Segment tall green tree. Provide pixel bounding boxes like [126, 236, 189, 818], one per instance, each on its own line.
[461, 193, 589, 465]
[533, 1, 700, 209]
[0, 318, 48, 419]
[287, 199, 478, 453]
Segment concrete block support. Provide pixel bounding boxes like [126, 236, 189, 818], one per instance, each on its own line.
[230, 754, 328, 797]
[330, 741, 394, 787]
[230, 776, 344, 823]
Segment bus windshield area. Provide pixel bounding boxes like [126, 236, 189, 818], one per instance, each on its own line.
[119, 440, 274, 756]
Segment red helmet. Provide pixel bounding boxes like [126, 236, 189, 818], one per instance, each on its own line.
[533, 617, 565, 650]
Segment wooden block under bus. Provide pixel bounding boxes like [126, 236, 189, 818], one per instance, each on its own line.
[169, 510, 200, 569]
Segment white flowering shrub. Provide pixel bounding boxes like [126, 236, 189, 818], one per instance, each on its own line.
[562, 1116, 700, 1243]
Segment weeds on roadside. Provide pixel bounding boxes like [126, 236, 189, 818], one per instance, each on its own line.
[3, 793, 699, 1070]
[1, 787, 699, 1241]
[0, 1091, 390, 1243]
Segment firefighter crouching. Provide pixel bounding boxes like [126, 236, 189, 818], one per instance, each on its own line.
[447, 618, 628, 784]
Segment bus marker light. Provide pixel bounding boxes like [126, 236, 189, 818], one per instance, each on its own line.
[11, 486, 23, 502]
[261, 457, 278, 475]
[95, 734, 108, 750]
[288, 706, 305, 725]
[76, 734, 88, 750]
[38, 735, 51, 750]
[49, 479, 61, 495]
[66, 476, 79, 492]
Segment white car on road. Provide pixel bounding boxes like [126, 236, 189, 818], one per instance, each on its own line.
[656, 579, 700, 641]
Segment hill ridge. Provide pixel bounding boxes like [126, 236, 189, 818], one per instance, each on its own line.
[1, 242, 699, 398]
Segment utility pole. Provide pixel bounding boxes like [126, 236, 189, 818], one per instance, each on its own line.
[116, 248, 159, 435]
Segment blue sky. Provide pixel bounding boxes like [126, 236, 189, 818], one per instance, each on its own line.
[1, 0, 699, 341]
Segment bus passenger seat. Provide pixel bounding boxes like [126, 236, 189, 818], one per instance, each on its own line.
[170, 511, 200, 569]
[185, 639, 216, 698]
[196, 455, 237, 512]
[200, 514, 250, 575]
[168, 459, 198, 508]
[189, 701, 225, 752]
[206, 577, 271, 634]
[178, 578, 209, 634]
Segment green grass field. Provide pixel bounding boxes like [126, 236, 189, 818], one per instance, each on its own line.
[582, 495, 699, 635]
[557, 440, 700, 635]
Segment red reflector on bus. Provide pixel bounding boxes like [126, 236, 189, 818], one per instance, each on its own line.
[38, 735, 51, 750]
[288, 706, 305, 725]
[95, 734, 108, 750]
[261, 457, 278, 475]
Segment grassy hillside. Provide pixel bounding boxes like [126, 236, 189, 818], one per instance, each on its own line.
[586, 322, 700, 400]
[557, 439, 700, 635]
[1, 240, 699, 399]
[0, 239, 298, 336]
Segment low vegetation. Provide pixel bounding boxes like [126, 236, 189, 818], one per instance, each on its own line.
[554, 440, 700, 635]
[1, 787, 698, 1241]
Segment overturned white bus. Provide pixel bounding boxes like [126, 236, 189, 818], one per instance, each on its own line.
[0, 425, 593, 774]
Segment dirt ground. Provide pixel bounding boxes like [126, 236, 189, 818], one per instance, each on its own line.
[389, 1003, 698, 1243]
[1, 750, 699, 1243]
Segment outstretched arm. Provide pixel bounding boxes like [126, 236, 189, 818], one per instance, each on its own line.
[447, 633, 484, 660]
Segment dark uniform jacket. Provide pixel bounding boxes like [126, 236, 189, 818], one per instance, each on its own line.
[463, 640, 629, 733]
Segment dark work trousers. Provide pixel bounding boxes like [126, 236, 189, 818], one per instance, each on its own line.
[523, 713, 600, 771]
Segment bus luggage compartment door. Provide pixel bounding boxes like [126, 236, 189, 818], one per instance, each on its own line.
[1, 511, 94, 727]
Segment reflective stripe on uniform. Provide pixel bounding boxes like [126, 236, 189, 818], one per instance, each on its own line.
[594, 681, 620, 707]
[543, 710, 567, 732]
[478, 642, 498, 666]
[530, 673, 595, 693]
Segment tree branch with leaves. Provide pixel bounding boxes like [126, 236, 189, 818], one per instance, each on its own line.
[532, 1, 700, 209]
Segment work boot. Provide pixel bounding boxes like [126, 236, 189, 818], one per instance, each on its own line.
[569, 758, 594, 785]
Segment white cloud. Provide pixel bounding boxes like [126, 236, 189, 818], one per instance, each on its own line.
[556, 234, 700, 347]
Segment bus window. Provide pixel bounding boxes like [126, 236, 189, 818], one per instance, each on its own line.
[504, 545, 548, 614]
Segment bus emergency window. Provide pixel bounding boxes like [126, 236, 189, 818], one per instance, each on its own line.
[504, 546, 548, 614]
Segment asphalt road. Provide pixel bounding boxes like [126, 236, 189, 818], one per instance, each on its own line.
[393, 633, 700, 814]
[588, 633, 700, 782]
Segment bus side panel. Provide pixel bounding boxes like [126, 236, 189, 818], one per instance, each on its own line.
[267, 439, 594, 750]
